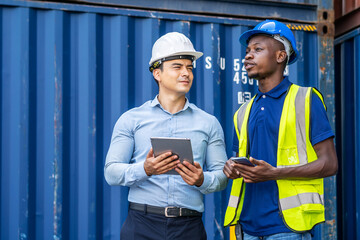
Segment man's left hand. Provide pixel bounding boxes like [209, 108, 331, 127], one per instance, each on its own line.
[175, 161, 204, 187]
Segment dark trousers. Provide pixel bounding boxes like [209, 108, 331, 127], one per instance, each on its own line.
[120, 209, 207, 240]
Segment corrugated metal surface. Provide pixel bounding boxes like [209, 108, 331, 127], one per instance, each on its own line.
[335, 0, 360, 16]
[70, 0, 319, 23]
[334, 0, 360, 36]
[334, 27, 360, 240]
[0, 0, 335, 239]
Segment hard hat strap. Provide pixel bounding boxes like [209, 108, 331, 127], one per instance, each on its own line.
[149, 55, 195, 72]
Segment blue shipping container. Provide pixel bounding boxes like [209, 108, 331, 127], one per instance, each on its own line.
[0, 0, 336, 239]
[335, 26, 360, 240]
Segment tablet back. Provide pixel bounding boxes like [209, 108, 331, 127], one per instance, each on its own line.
[150, 137, 194, 175]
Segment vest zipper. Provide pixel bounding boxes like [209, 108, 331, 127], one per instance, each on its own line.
[226, 180, 245, 227]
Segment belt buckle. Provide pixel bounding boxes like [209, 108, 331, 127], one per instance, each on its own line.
[165, 206, 180, 217]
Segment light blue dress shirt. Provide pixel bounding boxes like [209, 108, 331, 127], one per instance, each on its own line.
[105, 95, 228, 212]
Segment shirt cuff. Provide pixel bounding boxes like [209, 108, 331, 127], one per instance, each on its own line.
[133, 161, 150, 181]
[197, 172, 212, 191]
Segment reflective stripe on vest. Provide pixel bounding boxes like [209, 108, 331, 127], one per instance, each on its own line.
[228, 195, 240, 208]
[280, 192, 324, 211]
[224, 84, 326, 231]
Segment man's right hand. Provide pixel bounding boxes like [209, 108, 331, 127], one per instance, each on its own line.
[143, 148, 180, 176]
[223, 159, 242, 179]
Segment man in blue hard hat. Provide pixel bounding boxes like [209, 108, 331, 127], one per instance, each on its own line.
[223, 20, 338, 240]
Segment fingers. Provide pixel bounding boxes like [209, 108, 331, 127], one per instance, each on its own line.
[153, 152, 178, 167]
[155, 156, 180, 174]
[249, 156, 260, 165]
[223, 159, 241, 179]
[183, 161, 199, 171]
[147, 148, 154, 158]
[236, 157, 275, 183]
[175, 161, 204, 186]
[156, 151, 173, 161]
[243, 178, 255, 183]
[176, 161, 199, 175]
[144, 150, 180, 176]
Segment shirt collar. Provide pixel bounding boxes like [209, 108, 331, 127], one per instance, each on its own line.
[150, 95, 192, 113]
[255, 77, 291, 101]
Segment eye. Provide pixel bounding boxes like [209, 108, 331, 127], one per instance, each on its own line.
[256, 48, 262, 51]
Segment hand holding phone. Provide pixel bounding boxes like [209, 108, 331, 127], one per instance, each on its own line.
[230, 157, 255, 167]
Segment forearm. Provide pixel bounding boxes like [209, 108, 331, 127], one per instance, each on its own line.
[275, 138, 338, 180]
[198, 170, 228, 194]
[104, 124, 150, 186]
[275, 159, 337, 180]
[104, 161, 149, 186]
[202, 130, 228, 193]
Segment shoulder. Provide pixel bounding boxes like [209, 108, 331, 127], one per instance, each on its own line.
[309, 88, 326, 110]
[120, 100, 152, 117]
[188, 103, 218, 122]
[187, 104, 223, 136]
[294, 85, 326, 109]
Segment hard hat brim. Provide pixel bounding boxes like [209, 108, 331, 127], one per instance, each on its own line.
[149, 51, 203, 66]
[239, 29, 299, 65]
[239, 29, 273, 46]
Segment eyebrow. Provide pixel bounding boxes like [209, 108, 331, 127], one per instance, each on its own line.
[171, 63, 193, 68]
[249, 42, 263, 46]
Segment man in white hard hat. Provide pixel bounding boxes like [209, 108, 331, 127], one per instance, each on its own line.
[105, 32, 228, 240]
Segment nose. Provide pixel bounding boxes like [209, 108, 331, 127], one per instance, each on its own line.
[245, 51, 253, 60]
[181, 66, 190, 77]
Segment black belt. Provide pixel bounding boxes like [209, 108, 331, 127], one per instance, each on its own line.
[129, 202, 202, 218]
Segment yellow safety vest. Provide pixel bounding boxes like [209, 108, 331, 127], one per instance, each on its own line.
[224, 84, 326, 232]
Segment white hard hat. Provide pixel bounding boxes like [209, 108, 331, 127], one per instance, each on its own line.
[149, 32, 203, 72]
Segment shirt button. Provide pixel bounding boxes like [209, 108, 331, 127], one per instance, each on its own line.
[262, 95, 266, 98]
[261, 107, 264, 111]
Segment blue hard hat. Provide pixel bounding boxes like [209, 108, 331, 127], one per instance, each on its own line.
[239, 19, 299, 64]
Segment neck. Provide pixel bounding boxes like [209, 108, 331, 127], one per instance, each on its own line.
[257, 72, 284, 93]
[157, 92, 187, 114]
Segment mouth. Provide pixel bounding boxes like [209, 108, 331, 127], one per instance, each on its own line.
[244, 61, 256, 70]
[178, 78, 190, 84]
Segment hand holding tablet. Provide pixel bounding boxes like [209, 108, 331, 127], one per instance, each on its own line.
[150, 137, 194, 174]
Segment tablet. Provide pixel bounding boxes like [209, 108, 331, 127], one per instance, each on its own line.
[150, 137, 194, 175]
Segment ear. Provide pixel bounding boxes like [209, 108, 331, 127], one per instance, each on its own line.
[276, 50, 287, 64]
[153, 69, 161, 82]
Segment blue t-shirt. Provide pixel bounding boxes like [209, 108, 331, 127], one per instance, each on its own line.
[232, 77, 334, 236]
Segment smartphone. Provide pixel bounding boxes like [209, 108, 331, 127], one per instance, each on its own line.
[230, 157, 254, 167]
